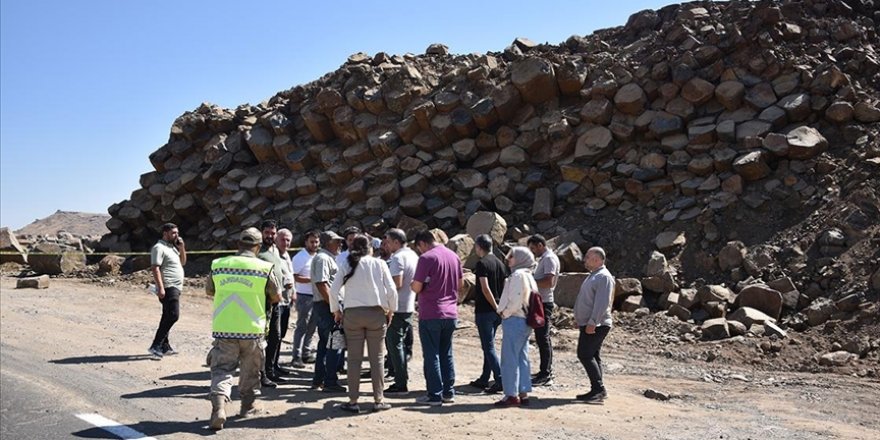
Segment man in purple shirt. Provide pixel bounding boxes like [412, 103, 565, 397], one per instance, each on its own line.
[411, 230, 462, 406]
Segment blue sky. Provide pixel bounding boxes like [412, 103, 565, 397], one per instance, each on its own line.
[0, 0, 670, 230]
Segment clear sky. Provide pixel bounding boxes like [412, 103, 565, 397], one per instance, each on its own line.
[0, 0, 671, 230]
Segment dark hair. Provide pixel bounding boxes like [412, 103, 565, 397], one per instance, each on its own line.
[385, 228, 406, 245]
[414, 229, 436, 246]
[475, 234, 493, 253]
[304, 230, 320, 241]
[527, 234, 547, 246]
[342, 234, 370, 285]
[260, 219, 277, 230]
[161, 223, 177, 233]
[342, 226, 362, 238]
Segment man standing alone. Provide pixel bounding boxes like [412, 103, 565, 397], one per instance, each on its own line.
[411, 230, 462, 406]
[574, 247, 614, 404]
[149, 223, 187, 358]
[206, 228, 281, 430]
[527, 234, 560, 386]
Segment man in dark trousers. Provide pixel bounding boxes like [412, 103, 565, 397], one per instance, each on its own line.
[258, 219, 293, 387]
[469, 234, 508, 394]
[148, 223, 186, 358]
[574, 247, 614, 404]
[527, 234, 560, 386]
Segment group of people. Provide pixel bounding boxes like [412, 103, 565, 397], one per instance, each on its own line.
[148, 222, 615, 431]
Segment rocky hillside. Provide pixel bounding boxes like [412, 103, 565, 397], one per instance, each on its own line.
[97, 0, 880, 363]
[14, 210, 110, 237]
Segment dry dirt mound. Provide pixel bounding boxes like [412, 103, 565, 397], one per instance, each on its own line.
[14, 210, 110, 237]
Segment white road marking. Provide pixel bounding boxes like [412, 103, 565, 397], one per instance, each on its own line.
[75, 413, 157, 440]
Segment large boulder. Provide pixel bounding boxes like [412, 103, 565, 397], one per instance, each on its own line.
[554, 273, 589, 308]
[27, 243, 86, 275]
[805, 298, 838, 327]
[786, 126, 828, 160]
[459, 271, 476, 304]
[718, 241, 747, 272]
[736, 284, 783, 319]
[510, 57, 558, 104]
[557, 242, 584, 273]
[97, 255, 126, 275]
[446, 234, 475, 262]
[728, 306, 776, 328]
[0, 227, 27, 264]
[702, 318, 730, 340]
[466, 211, 507, 245]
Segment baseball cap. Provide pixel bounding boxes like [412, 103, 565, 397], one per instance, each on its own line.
[320, 230, 343, 243]
[239, 227, 262, 245]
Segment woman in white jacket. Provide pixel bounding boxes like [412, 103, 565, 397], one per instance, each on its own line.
[494, 246, 538, 407]
[330, 234, 398, 413]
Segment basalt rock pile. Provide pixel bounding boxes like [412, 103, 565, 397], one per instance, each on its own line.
[102, 0, 880, 354]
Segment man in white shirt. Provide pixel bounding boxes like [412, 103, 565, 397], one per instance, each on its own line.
[290, 230, 320, 368]
[382, 228, 419, 394]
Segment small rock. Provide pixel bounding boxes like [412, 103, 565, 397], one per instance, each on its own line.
[643, 389, 671, 401]
[16, 275, 50, 289]
[819, 351, 857, 367]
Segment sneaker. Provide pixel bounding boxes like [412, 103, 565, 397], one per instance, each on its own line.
[415, 396, 443, 407]
[303, 353, 317, 364]
[290, 358, 306, 368]
[442, 394, 455, 403]
[468, 380, 489, 389]
[486, 382, 503, 394]
[373, 402, 392, 412]
[309, 383, 323, 391]
[161, 346, 178, 356]
[532, 373, 554, 386]
[493, 396, 520, 407]
[323, 384, 347, 393]
[384, 384, 409, 395]
[576, 388, 607, 403]
[339, 402, 361, 413]
[148, 347, 164, 358]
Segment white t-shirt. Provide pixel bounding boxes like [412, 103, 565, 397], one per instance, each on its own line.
[389, 247, 419, 313]
[292, 248, 315, 295]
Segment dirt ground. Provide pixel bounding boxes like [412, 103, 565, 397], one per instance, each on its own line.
[1, 276, 878, 439]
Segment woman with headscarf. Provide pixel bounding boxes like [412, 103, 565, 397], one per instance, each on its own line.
[494, 246, 538, 407]
[329, 234, 398, 413]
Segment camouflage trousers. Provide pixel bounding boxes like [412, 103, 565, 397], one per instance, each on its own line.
[209, 337, 264, 400]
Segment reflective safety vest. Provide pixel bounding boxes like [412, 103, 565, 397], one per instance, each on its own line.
[210, 255, 273, 338]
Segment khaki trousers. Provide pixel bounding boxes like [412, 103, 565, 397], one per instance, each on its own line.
[209, 338, 263, 400]
[343, 306, 387, 403]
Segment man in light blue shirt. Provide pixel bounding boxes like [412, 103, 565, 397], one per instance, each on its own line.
[574, 247, 614, 404]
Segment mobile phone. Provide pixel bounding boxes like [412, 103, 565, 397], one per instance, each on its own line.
[175, 238, 182, 246]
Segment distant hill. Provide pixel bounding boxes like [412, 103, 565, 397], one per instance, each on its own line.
[15, 210, 110, 237]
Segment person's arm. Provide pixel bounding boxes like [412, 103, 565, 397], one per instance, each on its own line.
[496, 275, 517, 318]
[535, 274, 556, 289]
[206, 274, 215, 297]
[176, 238, 187, 266]
[587, 274, 614, 334]
[151, 265, 165, 299]
[329, 266, 345, 319]
[381, 263, 398, 323]
[479, 277, 499, 310]
[315, 282, 331, 303]
[266, 269, 281, 304]
[294, 274, 311, 284]
[411, 257, 427, 294]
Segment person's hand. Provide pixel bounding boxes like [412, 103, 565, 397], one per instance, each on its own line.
[333, 310, 343, 323]
[585, 324, 596, 334]
[157, 288, 166, 300]
[176, 237, 185, 249]
[386, 312, 393, 325]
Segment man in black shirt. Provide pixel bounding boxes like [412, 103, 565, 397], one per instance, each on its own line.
[469, 234, 509, 394]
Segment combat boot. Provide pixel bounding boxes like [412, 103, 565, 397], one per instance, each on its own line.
[209, 394, 228, 430]
[239, 394, 260, 418]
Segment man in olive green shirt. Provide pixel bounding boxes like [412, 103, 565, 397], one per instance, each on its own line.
[149, 223, 187, 358]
